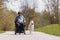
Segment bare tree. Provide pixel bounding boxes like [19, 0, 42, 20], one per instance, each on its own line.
[0, 0, 7, 9]
[43, 0, 59, 24]
[21, 0, 37, 21]
[20, 0, 37, 29]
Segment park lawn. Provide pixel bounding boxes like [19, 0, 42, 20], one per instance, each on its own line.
[35, 24, 60, 36]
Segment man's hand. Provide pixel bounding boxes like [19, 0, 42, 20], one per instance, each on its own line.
[17, 22, 20, 26]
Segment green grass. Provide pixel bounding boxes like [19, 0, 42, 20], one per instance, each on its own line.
[35, 24, 60, 36]
[0, 31, 4, 33]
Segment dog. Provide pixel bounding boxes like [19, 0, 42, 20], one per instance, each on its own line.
[28, 20, 34, 34]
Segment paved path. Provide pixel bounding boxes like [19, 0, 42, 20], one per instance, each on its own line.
[0, 31, 60, 40]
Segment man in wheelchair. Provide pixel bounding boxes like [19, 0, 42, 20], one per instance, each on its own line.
[15, 12, 26, 35]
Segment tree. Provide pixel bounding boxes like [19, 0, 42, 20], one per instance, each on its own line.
[43, 0, 59, 24]
[0, 0, 6, 9]
[20, 0, 37, 29]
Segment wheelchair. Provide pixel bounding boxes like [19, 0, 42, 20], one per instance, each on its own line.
[15, 23, 25, 35]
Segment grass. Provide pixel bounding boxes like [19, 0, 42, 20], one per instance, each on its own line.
[35, 24, 60, 36]
[0, 31, 4, 33]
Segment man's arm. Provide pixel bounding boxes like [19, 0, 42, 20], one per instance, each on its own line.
[22, 16, 26, 23]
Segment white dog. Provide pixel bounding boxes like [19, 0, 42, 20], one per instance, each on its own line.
[28, 20, 34, 34]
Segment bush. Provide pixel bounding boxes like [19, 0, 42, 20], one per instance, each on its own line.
[0, 9, 17, 31]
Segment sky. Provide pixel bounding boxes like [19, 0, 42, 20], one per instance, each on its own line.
[5, 0, 45, 13]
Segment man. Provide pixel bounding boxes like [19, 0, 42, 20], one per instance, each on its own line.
[15, 12, 26, 35]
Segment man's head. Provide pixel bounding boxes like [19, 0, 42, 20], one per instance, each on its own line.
[18, 12, 22, 16]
